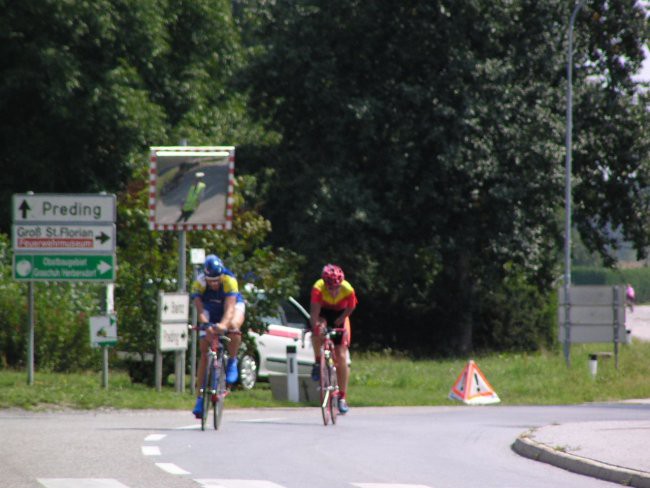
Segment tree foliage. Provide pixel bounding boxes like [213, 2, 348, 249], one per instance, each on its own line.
[240, 0, 650, 354]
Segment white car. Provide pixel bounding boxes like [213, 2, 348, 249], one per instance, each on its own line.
[238, 297, 315, 390]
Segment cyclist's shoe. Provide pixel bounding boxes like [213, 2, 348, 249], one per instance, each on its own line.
[311, 362, 320, 382]
[192, 397, 203, 418]
[338, 398, 349, 414]
[226, 358, 239, 384]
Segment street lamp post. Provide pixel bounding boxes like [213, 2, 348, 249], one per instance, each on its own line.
[563, 0, 586, 367]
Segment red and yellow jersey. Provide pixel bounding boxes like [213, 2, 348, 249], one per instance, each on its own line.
[311, 278, 358, 311]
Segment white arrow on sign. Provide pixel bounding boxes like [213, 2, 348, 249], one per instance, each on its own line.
[97, 260, 112, 274]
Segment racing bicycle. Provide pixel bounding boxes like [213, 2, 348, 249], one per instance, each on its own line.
[319, 327, 347, 426]
[197, 323, 230, 431]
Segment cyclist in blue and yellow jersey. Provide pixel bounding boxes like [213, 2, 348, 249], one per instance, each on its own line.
[310, 264, 358, 414]
[191, 254, 245, 418]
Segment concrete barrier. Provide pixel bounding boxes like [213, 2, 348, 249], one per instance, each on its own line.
[269, 373, 320, 404]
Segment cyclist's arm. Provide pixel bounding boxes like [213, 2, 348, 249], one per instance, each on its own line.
[310, 301, 322, 330]
[335, 305, 356, 327]
[219, 295, 237, 332]
[193, 296, 210, 324]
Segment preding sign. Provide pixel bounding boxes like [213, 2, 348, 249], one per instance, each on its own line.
[12, 224, 116, 252]
[12, 194, 116, 223]
[13, 254, 116, 282]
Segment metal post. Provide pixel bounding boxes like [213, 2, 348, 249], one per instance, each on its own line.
[286, 345, 299, 402]
[176, 230, 186, 393]
[613, 286, 620, 369]
[27, 281, 34, 385]
[102, 283, 114, 389]
[190, 265, 198, 395]
[563, 0, 586, 367]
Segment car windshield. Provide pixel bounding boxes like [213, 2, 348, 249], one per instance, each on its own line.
[282, 300, 308, 329]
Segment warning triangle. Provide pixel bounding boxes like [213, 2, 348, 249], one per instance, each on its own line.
[449, 360, 500, 405]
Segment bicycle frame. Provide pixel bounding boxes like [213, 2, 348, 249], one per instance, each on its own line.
[198, 328, 230, 431]
[319, 327, 346, 426]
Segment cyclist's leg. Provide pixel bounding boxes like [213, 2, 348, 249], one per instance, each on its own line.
[334, 319, 351, 413]
[226, 302, 245, 358]
[310, 317, 326, 381]
[196, 334, 210, 393]
[225, 302, 245, 384]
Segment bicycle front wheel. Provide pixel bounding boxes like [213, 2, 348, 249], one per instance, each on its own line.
[329, 364, 338, 425]
[320, 354, 331, 426]
[201, 365, 214, 432]
[214, 354, 227, 430]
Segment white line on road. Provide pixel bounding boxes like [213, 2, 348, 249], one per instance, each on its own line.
[155, 462, 190, 475]
[141, 445, 161, 456]
[144, 434, 166, 441]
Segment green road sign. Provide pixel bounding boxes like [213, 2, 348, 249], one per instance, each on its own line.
[13, 254, 116, 282]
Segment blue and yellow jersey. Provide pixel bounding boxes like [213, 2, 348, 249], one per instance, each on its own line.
[310, 279, 358, 311]
[190, 268, 244, 323]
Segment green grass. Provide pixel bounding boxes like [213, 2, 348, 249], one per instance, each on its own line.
[3, 341, 650, 410]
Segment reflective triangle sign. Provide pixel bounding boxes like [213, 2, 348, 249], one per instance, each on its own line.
[449, 360, 500, 405]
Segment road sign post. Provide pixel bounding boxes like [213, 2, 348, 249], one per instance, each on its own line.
[12, 193, 117, 385]
[156, 292, 190, 392]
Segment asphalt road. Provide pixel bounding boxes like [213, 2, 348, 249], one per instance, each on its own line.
[2, 404, 650, 488]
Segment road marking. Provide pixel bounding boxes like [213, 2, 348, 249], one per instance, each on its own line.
[352, 485, 433, 488]
[176, 423, 201, 430]
[195, 481, 286, 488]
[155, 462, 190, 475]
[38, 480, 129, 488]
[144, 433, 166, 441]
[141, 445, 161, 456]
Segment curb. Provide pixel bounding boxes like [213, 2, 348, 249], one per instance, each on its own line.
[512, 434, 650, 488]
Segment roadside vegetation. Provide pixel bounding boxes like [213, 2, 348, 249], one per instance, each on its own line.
[3, 341, 650, 411]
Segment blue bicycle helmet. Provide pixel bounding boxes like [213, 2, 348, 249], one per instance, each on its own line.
[204, 254, 224, 279]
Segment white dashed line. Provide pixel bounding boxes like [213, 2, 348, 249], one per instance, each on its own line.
[155, 462, 190, 475]
[141, 445, 161, 456]
[144, 434, 166, 442]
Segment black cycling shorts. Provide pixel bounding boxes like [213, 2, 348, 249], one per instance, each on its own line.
[318, 308, 345, 345]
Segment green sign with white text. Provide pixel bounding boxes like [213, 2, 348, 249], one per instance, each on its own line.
[13, 254, 116, 282]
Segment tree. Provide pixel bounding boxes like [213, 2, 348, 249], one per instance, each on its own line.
[240, 0, 650, 354]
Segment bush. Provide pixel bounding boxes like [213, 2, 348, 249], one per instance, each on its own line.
[0, 234, 106, 371]
[475, 264, 556, 352]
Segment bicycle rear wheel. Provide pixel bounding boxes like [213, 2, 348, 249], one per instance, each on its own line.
[320, 353, 331, 426]
[201, 365, 214, 432]
[214, 353, 227, 430]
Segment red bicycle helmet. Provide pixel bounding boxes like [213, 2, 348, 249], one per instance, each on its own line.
[322, 264, 344, 287]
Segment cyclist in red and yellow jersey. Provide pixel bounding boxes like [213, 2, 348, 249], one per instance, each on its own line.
[310, 263, 357, 414]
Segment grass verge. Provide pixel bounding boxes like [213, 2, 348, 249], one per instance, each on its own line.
[2, 341, 650, 410]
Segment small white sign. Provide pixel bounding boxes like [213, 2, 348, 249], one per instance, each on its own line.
[90, 314, 118, 347]
[159, 292, 190, 322]
[159, 323, 189, 351]
[190, 248, 206, 264]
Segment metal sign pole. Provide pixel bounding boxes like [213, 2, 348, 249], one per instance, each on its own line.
[27, 281, 34, 385]
[177, 230, 186, 393]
